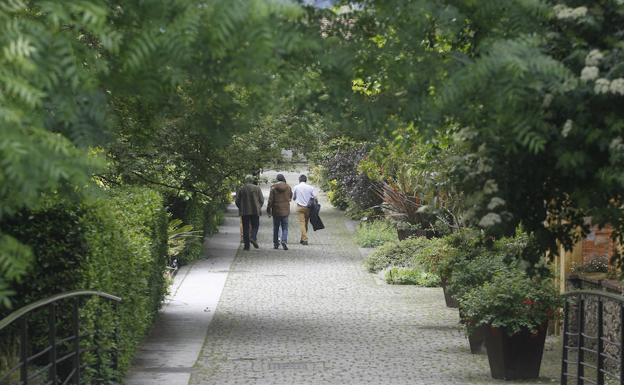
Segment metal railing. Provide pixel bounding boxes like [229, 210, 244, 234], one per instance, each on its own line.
[0, 290, 122, 385]
[562, 290, 624, 385]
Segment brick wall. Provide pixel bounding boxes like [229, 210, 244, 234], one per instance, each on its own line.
[581, 225, 616, 264]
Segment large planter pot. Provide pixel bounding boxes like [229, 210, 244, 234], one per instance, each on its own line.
[440, 280, 459, 308]
[483, 324, 547, 380]
[468, 324, 487, 354]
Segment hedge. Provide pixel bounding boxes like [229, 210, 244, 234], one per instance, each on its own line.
[0, 186, 168, 380]
[173, 194, 225, 265]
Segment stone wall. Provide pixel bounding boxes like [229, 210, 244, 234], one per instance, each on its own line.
[566, 276, 624, 377]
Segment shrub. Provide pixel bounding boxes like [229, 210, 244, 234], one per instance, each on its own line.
[384, 267, 441, 286]
[364, 237, 433, 273]
[448, 252, 519, 300]
[460, 271, 561, 335]
[308, 164, 330, 191]
[355, 220, 398, 247]
[178, 196, 207, 264]
[313, 138, 382, 212]
[436, 228, 483, 282]
[168, 195, 225, 265]
[413, 237, 453, 276]
[327, 179, 349, 210]
[1, 186, 168, 379]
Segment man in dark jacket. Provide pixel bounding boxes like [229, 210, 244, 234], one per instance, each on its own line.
[267, 173, 292, 250]
[235, 175, 264, 250]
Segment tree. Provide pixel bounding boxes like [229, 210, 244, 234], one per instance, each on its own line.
[0, 0, 319, 307]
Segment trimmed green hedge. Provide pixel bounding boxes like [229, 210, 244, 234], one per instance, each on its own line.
[175, 195, 225, 265]
[1, 187, 168, 379]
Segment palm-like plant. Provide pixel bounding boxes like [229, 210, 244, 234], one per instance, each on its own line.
[167, 218, 202, 269]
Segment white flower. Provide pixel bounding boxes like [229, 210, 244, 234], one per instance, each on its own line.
[609, 78, 624, 95]
[487, 197, 506, 210]
[580, 66, 599, 81]
[554, 4, 588, 19]
[571, 6, 588, 18]
[562, 120, 573, 138]
[479, 213, 502, 228]
[594, 78, 611, 94]
[585, 49, 604, 66]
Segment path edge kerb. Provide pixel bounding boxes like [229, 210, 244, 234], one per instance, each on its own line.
[124, 203, 241, 385]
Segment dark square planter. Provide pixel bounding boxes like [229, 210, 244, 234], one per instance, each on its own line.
[483, 324, 547, 380]
[468, 324, 487, 354]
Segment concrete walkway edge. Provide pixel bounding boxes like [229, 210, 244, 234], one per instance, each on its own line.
[125, 203, 241, 385]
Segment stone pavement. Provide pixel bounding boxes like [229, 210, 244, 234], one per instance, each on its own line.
[125, 203, 241, 385]
[189, 170, 562, 385]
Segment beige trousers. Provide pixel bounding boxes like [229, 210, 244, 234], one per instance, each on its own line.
[296, 206, 310, 242]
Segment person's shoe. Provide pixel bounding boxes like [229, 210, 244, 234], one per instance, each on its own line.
[251, 239, 259, 249]
[281, 242, 288, 250]
[273, 244, 279, 249]
[301, 240, 308, 246]
[299, 240, 304, 244]
[243, 246, 250, 251]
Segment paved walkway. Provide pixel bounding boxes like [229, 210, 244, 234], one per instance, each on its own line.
[188, 170, 562, 385]
[126, 169, 562, 385]
[125, 203, 241, 385]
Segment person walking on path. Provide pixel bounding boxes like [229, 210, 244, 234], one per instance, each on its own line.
[292, 174, 315, 245]
[267, 173, 292, 250]
[235, 175, 264, 250]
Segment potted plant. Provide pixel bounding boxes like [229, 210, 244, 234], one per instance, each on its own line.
[373, 181, 439, 240]
[450, 252, 515, 353]
[460, 271, 561, 380]
[435, 229, 482, 308]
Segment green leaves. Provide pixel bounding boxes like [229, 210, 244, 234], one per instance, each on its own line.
[459, 270, 560, 335]
[0, 234, 32, 308]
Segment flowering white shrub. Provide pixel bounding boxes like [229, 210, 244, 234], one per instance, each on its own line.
[585, 49, 604, 66]
[553, 4, 588, 19]
[580, 66, 599, 81]
[594, 78, 611, 94]
[562, 120, 573, 137]
[609, 78, 624, 95]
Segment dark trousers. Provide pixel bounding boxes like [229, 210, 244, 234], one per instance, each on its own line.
[241, 215, 259, 249]
[272, 215, 289, 246]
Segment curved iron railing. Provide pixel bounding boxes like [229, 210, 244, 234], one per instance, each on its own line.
[0, 290, 122, 385]
[561, 290, 624, 385]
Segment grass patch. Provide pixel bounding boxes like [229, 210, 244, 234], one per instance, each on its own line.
[384, 267, 441, 286]
[365, 237, 446, 286]
[354, 220, 398, 247]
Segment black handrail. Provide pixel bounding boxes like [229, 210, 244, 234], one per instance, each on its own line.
[0, 290, 121, 331]
[0, 290, 122, 385]
[561, 290, 624, 385]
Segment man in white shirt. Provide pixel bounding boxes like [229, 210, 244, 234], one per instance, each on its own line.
[292, 174, 315, 245]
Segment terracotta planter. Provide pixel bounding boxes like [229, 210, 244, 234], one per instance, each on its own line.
[441, 280, 459, 308]
[468, 324, 487, 354]
[483, 324, 547, 380]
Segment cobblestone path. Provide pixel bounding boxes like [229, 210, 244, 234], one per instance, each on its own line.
[190, 172, 561, 385]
